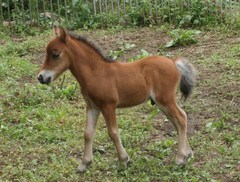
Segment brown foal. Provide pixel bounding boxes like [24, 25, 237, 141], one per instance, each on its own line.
[37, 27, 196, 172]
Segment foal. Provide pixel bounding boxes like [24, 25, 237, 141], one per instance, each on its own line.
[37, 27, 196, 172]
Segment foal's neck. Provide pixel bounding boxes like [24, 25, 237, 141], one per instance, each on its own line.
[69, 39, 108, 86]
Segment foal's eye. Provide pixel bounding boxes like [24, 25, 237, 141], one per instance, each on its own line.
[52, 52, 60, 59]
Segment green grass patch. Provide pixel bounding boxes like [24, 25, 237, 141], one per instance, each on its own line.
[0, 28, 239, 181]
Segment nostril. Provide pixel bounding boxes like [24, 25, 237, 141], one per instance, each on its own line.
[38, 74, 43, 83]
[37, 74, 52, 84]
[46, 76, 51, 84]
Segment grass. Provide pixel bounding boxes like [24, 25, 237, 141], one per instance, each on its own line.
[0, 27, 239, 181]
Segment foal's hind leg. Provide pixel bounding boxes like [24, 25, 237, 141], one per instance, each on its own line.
[101, 104, 129, 169]
[157, 100, 193, 165]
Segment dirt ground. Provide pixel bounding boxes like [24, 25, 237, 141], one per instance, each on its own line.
[84, 27, 239, 137]
[1, 27, 239, 181]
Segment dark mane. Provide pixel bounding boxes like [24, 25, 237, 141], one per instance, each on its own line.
[68, 31, 113, 62]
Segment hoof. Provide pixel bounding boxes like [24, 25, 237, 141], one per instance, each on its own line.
[175, 157, 187, 166]
[118, 156, 130, 170]
[176, 151, 193, 166]
[175, 154, 188, 166]
[187, 150, 194, 158]
[77, 164, 87, 173]
[77, 161, 91, 174]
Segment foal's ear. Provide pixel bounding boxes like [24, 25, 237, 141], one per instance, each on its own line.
[54, 26, 68, 43]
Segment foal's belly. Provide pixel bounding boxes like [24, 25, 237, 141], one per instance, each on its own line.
[116, 97, 148, 108]
[116, 82, 149, 108]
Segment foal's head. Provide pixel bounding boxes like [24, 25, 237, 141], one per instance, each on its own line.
[37, 27, 71, 84]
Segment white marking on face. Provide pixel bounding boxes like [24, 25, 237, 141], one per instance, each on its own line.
[38, 70, 56, 83]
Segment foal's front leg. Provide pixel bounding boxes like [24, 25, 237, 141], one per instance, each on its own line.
[101, 104, 129, 169]
[77, 106, 100, 173]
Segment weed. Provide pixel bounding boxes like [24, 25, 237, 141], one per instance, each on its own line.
[128, 49, 151, 62]
[165, 29, 201, 48]
[109, 43, 135, 60]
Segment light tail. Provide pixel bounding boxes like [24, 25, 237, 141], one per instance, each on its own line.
[175, 58, 196, 100]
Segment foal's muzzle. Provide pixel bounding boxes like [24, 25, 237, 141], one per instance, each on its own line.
[37, 74, 51, 84]
[37, 70, 55, 84]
